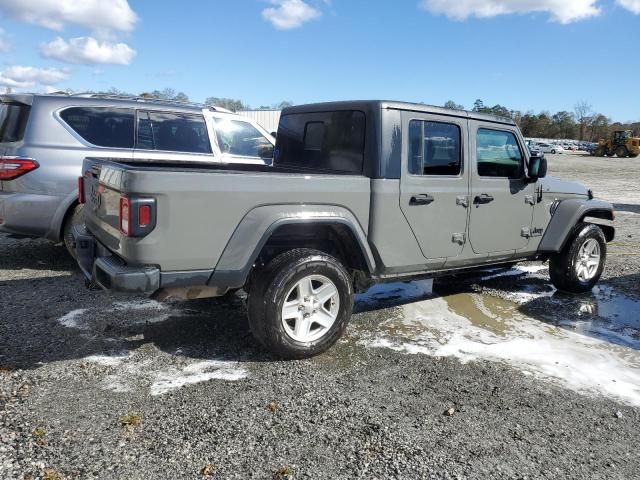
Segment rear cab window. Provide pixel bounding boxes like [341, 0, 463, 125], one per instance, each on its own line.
[60, 107, 134, 148]
[137, 111, 211, 154]
[0, 102, 31, 143]
[274, 110, 365, 173]
[476, 128, 523, 178]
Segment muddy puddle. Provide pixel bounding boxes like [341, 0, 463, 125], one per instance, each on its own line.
[355, 268, 640, 407]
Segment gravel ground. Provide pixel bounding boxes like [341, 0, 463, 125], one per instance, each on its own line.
[1, 154, 639, 480]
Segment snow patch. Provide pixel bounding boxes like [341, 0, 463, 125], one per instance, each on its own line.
[364, 295, 640, 407]
[150, 361, 248, 396]
[57, 309, 89, 329]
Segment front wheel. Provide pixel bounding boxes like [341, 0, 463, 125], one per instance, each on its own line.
[615, 146, 628, 158]
[247, 249, 354, 359]
[549, 223, 606, 293]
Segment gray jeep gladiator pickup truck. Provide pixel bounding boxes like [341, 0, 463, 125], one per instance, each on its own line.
[74, 101, 615, 358]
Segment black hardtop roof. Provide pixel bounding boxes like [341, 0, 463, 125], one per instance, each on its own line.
[282, 100, 516, 126]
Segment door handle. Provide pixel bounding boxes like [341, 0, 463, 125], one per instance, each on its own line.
[474, 194, 495, 205]
[410, 194, 435, 206]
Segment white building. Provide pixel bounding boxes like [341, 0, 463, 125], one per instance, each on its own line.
[237, 110, 281, 134]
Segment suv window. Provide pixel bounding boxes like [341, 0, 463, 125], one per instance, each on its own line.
[137, 111, 211, 154]
[275, 110, 365, 173]
[213, 118, 272, 158]
[60, 107, 134, 148]
[0, 102, 31, 143]
[476, 128, 523, 178]
[408, 120, 461, 176]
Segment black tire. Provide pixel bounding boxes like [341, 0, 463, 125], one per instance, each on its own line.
[549, 223, 606, 293]
[551, 149, 556, 154]
[247, 248, 354, 359]
[62, 204, 84, 259]
[615, 146, 628, 158]
[593, 146, 606, 157]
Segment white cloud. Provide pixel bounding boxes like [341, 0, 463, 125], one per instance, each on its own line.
[262, 0, 321, 29]
[419, 0, 601, 24]
[617, 0, 640, 13]
[0, 65, 69, 88]
[40, 37, 136, 65]
[0, 0, 137, 33]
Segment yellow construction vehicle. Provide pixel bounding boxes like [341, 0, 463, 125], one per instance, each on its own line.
[593, 130, 640, 158]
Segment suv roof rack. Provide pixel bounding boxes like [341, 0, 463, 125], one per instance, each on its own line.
[65, 92, 228, 112]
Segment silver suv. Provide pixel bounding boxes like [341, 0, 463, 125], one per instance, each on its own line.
[0, 93, 275, 255]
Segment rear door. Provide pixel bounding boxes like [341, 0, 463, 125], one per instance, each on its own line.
[468, 121, 535, 254]
[399, 112, 470, 260]
[134, 110, 216, 163]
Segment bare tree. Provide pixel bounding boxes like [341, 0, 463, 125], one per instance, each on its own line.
[574, 100, 592, 141]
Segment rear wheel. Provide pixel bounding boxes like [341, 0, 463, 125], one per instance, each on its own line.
[247, 248, 354, 359]
[549, 223, 606, 293]
[615, 146, 628, 158]
[62, 204, 84, 259]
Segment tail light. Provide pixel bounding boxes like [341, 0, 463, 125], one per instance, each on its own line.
[0, 157, 39, 180]
[78, 176, 86, 204]
[119, 196, 156, 237]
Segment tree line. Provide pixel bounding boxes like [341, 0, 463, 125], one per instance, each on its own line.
[444, 99, 639, 141]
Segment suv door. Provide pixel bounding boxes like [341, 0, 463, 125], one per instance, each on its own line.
[133, 110, 216, 163]
[399, 112, 469, 260]
[468, 121, 535, 254]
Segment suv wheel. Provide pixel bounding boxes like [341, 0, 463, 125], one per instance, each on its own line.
[63, 204, 84, 259]
[247, 249, 354, 359]
[549, 223, 606, 293]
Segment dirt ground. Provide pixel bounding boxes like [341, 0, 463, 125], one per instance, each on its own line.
[1, 153, 639, 480]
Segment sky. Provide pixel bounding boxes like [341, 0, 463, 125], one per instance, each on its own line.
[0, 0, 639, 121]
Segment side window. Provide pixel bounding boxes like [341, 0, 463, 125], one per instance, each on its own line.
[476, 128, 523, 178]
[408, 120, 461, 176]
[137, 111, 211, 154]
[60, 107, 134, 148]
[213, 118, 272, 158]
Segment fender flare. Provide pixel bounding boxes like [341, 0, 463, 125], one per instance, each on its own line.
[538, 199, 614, 253]
[208, 204, 376, 289]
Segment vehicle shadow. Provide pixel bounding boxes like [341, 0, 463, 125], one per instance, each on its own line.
[613, 203, 640, 214]
[0, 274, 275, 370]
[0, 234, 76, 272]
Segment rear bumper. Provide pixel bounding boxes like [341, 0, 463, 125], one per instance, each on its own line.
[73, 225, 160, 294]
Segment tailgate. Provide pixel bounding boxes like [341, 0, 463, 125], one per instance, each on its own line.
[80, 158, 127, 251]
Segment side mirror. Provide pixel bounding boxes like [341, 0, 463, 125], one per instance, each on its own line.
[528, 154, 547, 181]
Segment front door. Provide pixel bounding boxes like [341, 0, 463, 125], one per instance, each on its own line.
[468, 122, 535, 254]
[399, 112, 470, 260]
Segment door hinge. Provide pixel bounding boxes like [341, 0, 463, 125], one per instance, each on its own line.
[525, 195, 535, 206]
[452, 233, 466, 245]
[456, 196, 469, 208]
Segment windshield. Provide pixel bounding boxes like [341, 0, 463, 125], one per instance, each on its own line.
[0, 102, 31, 142]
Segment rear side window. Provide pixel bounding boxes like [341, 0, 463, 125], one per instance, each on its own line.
[275, 110, 365, 173]
[137, 111, 211, 154]
[476, 128, 523, 178]
[0, 102, 31, 142]
[60, 107, 134, 148]
[408, 120, 461, 176]
[213, 118, 272, 158]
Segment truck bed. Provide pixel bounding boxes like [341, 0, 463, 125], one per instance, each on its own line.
[81, 158, 372, 273]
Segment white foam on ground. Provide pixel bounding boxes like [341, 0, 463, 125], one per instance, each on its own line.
[83, 352, 130, 366]
[57, 309, 89, 329]
[364, 296, 640, 407]
[150, 361, 248, 396]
